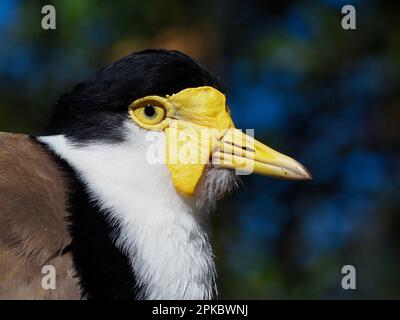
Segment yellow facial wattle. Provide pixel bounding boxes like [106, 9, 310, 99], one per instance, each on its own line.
[128, 86, 311, 197]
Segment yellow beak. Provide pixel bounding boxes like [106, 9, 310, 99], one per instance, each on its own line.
[163, 86, 311, 196]
[214, 127, 311, 179]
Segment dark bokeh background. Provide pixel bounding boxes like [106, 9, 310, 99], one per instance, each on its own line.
[1, 0, 399, 298]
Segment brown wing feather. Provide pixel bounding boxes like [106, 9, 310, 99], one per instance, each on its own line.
[0, 132, 80, 299]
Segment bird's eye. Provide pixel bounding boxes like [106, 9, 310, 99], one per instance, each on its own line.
[130, 100, 166, 126]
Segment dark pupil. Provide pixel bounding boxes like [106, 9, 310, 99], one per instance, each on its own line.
[144, 105, 156, 118]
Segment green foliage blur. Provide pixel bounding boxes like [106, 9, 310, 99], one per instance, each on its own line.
[1, 0, 399, 298]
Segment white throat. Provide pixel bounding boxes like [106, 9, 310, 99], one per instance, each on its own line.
[38, 125, 220, 299]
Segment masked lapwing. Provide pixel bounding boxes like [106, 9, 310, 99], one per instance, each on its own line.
[0, 49, 310, 299]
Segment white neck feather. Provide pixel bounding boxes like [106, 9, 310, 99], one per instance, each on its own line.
[38, 126, 218, 299]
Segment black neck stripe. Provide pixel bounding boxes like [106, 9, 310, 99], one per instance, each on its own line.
[38, 140, 142, 299]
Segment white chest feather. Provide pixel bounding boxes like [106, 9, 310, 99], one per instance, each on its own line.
[39, 128, 217, 299]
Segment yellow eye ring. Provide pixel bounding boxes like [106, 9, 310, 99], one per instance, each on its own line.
[129, 100, 166, 126]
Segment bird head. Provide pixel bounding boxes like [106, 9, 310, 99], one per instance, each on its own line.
[46, 49, 310, 203]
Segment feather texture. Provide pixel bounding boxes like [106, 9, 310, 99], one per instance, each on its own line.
[0, 133, 80, 299]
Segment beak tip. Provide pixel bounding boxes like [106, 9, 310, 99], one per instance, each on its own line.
[297, 164, 312, 180]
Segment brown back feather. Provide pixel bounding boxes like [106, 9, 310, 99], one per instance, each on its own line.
[0, 132, 80, 299]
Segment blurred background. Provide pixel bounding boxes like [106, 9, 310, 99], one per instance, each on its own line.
[1, 0, 399, 298]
